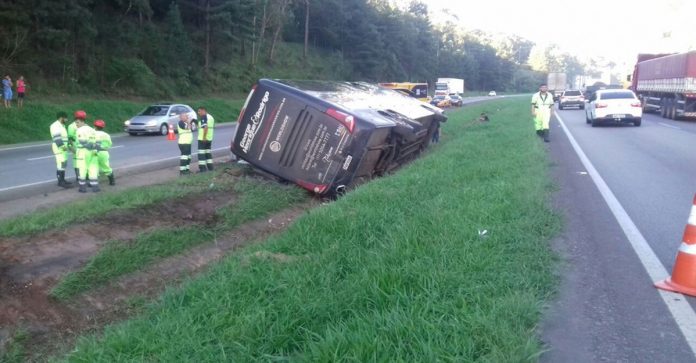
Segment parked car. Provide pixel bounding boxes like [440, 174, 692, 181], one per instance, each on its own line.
[449, 94, 463, 107]
[585, 89, 642, 127]
[558, 89, 585, 110]
[430, 94, 451, 108]
[488, 90, 497, 96]
[124, 103, 197, 136]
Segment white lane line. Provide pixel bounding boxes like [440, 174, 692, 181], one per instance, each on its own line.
[0, 143, 51, 151]
[26, 145, 125, 161]
[556, 113, 696, 357]
[1, 146, 229, 193]
[659, 122, 682, 130]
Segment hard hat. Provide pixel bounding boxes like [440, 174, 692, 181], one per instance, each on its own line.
[94, 119, 106, 128]
[74, 110, 87, 120]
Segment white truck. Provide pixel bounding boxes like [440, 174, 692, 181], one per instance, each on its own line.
[435, 78, 465, 96]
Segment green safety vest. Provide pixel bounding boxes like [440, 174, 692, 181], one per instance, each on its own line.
[50, 120, 68, 147]
[67, 121, 78, 146]
[531, 92, 554, 111]
[197, 113, 215, 141]
[94, 130, 112, 151]
[178, 121, 193, 144]
[76, 125, 96, 149]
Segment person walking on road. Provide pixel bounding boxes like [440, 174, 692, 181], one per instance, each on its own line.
[75, 112, 99, 193]
[16, 76, 26, 108]
[196, 106, 215, 172]
[531, 83, 555, 142]
[93, 120, 115, 186]
[50, 111, 73, 188]
[2, 75, 12, 109]
[177, 113, 193, 175]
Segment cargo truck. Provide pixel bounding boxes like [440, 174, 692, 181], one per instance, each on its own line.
[435, 78, 464, 96]
[547, 72, 567, 101]
[629, 51, 696, 120]
[230, 79, 447, 197]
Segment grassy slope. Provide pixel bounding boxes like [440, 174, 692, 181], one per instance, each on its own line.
[62, 98, 560, 361]
[0, 98, 243, 145]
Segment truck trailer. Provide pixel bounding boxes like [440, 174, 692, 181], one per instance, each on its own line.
[230, 79, 447, 197]
[435, 78, 465, 96]
[547, 72, 567, 101]
[630, 51, 696, 120]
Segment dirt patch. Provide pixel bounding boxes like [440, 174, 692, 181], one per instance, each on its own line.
[0, 165, 319, 360]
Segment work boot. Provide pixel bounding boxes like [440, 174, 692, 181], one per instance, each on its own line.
[56, 171, 62, 186]
[198, 165, 208, 173]
[108, 173, 115, 186]
[180, 170, 190, 176]
[58, 171, 73, 188]
[543, 129, 550, 143]
[207, 163, 214, 171]
[78, 180, 87, 193]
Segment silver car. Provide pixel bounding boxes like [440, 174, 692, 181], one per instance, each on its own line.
[124, 103, 197, 136]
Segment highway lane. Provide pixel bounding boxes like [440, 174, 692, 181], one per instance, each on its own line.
[0, 124, 238, 195]
[542, 106, 696, 361]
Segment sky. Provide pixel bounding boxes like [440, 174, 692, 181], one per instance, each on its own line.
[420, 0, 695, 68]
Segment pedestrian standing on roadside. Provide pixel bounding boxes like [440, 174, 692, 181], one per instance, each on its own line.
[50, 111, 73, 188]
[16, 76, 26, 108]
[75, 111, 99, 192]
[2, 75, 12, 109]
[177, 113, 193, 175]
[531, 83, 555, 142]
[68, 111, 83, 182]
[431, 121, 440, 144]
[93, 120, 115, 186]
[196, 106, 215, 172]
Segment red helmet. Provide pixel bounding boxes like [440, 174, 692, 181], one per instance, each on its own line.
[74, 110, 87, 120]
[94, 119, 106, 128]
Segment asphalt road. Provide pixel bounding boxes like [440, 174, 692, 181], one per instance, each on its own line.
[0, 124, 238, 201]
[541, 106, 696, 362]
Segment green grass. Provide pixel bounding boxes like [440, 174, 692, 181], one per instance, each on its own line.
[60, 97, 561, 361]
[0, 98, 243, 145]
[0, 173, 235, 237]
[50, 177, 308, 300]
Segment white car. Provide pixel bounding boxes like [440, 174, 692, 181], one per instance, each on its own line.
[585, 89, 642, 127]
[124, 103, 197, 136]
[488, 90, 497, 96]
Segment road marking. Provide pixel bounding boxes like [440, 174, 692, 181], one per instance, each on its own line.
[556, 113, 696, 357]
[26, 145, 125, 161]
[659, 122, 682, 130]
[1, 146, 230, 193]
[0, 143, 51, 151]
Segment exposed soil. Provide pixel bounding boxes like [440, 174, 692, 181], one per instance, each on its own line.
[0, 165, 319, 361]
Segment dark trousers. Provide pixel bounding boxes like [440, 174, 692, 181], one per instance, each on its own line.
[179, 143, 191, 173]
[197, 140, 213, 171]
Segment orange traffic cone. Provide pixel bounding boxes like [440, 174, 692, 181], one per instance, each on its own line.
[655, 194, 696, 296]
[167, 123, 175, 141]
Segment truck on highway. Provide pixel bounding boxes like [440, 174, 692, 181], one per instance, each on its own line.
[378, 82, 429, 102]
[230, 79, 447, 197]
[629, 51, 696, 120]
[435, 78, 464, 96]
[547, 72, 567, 101]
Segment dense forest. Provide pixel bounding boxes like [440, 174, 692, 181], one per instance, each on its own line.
[0, 0, 578, 97]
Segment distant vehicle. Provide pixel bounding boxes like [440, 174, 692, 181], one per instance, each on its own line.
[430, 94, 451, 108]
[585, 89, 642, 127]
[630, 51, 696, 120]
[378, 82, 429, 102]
[230, 79, 447, 197]
[449, 94, 463, 107]
[436, 78, 465, 96]
[547, 72, 567, 101]
[124, 104, 197, 136]
[488, 90, 497, 97]
[558, 90, 585, 110]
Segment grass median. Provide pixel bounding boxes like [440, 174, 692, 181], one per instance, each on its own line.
[62, 97, 561, 361]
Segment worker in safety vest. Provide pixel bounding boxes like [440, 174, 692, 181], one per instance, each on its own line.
[196, 106, 215, 172]
[177, 113, 193, 175]
[67, 112, 82, 182]
[49, 111, 73, 188]
[531, 83, 555, 142]
[93, 120, 115, 186]
[75, 113, 99, 192]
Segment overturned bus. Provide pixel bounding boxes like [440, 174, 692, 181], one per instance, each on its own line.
[230, 79, 447, 196]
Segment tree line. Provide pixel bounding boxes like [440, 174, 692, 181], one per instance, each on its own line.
[0, 0, 561, 97]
